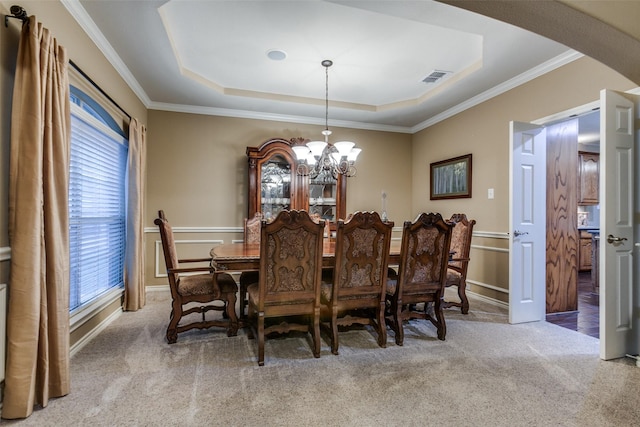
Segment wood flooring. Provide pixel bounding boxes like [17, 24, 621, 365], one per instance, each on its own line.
[546, 271, 599, 338]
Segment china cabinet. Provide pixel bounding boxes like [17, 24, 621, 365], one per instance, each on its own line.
[577, 152, 599, 205]
[247, 138, 347, 224]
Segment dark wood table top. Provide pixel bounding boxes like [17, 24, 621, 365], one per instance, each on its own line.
[211, 240, 402, 272]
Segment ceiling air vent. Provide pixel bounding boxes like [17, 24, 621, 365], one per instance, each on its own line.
[422, 70, 452, 84]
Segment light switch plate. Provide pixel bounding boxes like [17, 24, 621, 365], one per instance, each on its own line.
[488, 188, 494, 199]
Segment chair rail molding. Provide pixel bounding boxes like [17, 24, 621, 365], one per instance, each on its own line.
[145, 226, 242, 234]
[0, 246, 10, 261]
[473, 231, 509, 239]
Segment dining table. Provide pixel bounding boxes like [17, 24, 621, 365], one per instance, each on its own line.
[210, 240, 402, 273]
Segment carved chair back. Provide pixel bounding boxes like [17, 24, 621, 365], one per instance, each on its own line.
[443, 213, 476, 314]
[258, 210, 324, 310]
[331, 211, 393, 303]
[448, 213, 476, 275]
[310, 212, 331, 238]
[244, 212, 263, 244]
[397, 212, 452, 296]
[155, 210, 183, 294]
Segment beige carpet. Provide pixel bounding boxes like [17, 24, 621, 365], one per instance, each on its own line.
[4, 289, 639, 426]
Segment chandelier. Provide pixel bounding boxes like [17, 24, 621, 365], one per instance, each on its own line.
[292, 60, 361, 179]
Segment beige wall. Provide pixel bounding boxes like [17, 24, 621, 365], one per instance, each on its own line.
[145, 111, 413, 286]
[412, 55, 635, 301]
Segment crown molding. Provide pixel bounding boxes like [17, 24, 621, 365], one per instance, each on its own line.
[411, 50, 584, 133]
[61, 0, 151, 106]
[147, 102, 413, 134]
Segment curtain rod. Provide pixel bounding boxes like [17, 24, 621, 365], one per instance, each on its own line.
[5, 5, 132, 120]
[69, 60, 132, 120]
[4, 5, 27, 27]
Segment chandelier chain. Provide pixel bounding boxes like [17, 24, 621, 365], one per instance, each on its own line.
[293, 59, 359, 178]
[325, 64, 329, 133]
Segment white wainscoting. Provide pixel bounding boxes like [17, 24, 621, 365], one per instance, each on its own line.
[468, 231, 509, 295]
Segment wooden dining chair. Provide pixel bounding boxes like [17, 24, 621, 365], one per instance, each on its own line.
[246, 210, 325, 366]
[321, 211, 393, 354]
[386, 212, 452, 345]
[310, 211, 331, 239]
[238, 212, 263, 319]
[243, 211, 263, 244]
[155, 210, 239, 343]
[443, 213, 476, 314]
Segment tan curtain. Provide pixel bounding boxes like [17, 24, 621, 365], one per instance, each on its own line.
[3, 16, 70, 419]
[123, 118, 147, 310]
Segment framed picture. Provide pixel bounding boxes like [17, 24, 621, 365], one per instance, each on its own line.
[430, 154, 472, 200]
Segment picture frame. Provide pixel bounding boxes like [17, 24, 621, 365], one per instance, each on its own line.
[430, 154, 472, 200]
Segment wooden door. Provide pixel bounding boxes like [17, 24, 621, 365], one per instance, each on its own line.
[545, 119, 579, 314]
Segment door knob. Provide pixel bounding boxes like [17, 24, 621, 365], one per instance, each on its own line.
[607, 234, 628, 244]
[513, 230, 529, 237]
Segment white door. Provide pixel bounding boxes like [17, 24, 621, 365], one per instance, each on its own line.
[599, 89, 637, 360]
[509, 122, 547, 324]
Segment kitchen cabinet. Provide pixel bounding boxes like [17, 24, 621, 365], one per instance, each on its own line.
[578, 231, 593, 271]
[578, 152, 599, 205]
[247, 137, 346, 222]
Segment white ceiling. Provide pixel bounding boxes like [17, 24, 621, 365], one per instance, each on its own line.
[67, 0, 578, 133]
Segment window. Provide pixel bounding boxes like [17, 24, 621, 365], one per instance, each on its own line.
[69, 87, 128, 312]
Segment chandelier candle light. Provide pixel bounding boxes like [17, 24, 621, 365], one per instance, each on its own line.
[292, 60, 361, 178]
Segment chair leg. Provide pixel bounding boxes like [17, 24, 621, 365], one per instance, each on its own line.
[330, 307, 339, 355]
[239, 283, 247, 320]
[257, 312, 265, 366]
[458, 280, 470, 314]
[246, 306, 255, 340]
[393, 298, 404, 346]
[434, 296, 446, 341]
[225, 292, 239, 337]
[312, 308, 321, 358]
[376, 303, 387, 348]
[166, 302, 182, 344]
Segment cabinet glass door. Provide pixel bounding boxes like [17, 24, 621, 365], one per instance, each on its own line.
[260, 154, 292, 220]
[308, 172, 337, 221]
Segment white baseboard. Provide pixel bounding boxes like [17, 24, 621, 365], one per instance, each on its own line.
[467, 290, 508, 308]
[70, 307, 123, 358]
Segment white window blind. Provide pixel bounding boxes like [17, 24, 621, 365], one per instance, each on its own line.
[69, 104, 128, 311]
